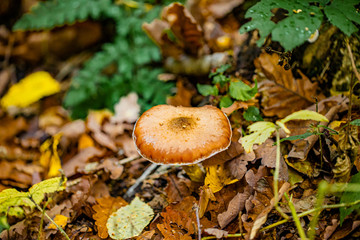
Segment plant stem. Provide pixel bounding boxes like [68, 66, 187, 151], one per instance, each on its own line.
[284, 193, 307, 240]
[201, 233, 243, 239]
[274, 129, 289, 220]
[30, 197, 70, 240]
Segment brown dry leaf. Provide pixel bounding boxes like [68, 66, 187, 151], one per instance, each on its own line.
[58, 119, 86, 140]
[162, 3, 204, 56]
[255, 52, 323, 118]
[0, 160, 36, 188]
[92, 196, 128, 239]
[202, 141, 244, 166]
[0, 116, 28, 142]
[166, 79, 196, 107]
[142, 19, 183, 58]
[62, 147, 106, 177]
[217, 185, 252, 229]
[199, 185, 216, 218]
[221, 101, 249, 116]
[165, 174, 193, 203]
[329, 220, 360, 240]
[226, 156, 248, 180]
[97, 158, 124, 180]
[245, 165, 269, 188]
[136, 230, 155, 240]
[204, 228, 228, 238]
[188, 0, 244, 20]
[116, 134, 139, 158]
[254, 139, 288, 181]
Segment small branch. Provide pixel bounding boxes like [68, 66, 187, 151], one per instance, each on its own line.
[194, 204, 201, 240]
[346, 40, 360, 84]
[124, 163, 159, 199]
[201, 233, 243, 240]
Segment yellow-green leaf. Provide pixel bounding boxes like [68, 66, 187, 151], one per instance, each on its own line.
[29, 177, 66, 204]
[1, 71, 60, 108]
[204, 165, 238, 193]
[107, 197, 154, 239]
[0, 189, 33, 217]
[240, 121, 277, 153]
[277, 110, 328, 133]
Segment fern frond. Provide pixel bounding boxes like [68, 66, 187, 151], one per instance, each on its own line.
[13, 0, 116, 30]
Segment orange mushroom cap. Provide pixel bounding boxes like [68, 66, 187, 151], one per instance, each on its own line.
[132, 105, 232, 165]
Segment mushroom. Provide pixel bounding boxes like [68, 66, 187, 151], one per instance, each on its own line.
[132, 105, 232, 165]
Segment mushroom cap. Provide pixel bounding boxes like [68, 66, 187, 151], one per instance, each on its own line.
[132, 105, 232, 165]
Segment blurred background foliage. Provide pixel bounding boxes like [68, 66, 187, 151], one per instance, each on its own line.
[14, 0, 183, 118]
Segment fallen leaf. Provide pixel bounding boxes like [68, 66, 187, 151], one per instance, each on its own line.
[39, 133, 63, 178]
[205, 164, 238, 193]
[92, 196, 128, 239]
[48, 214, 67, 229]
[204, 228, 229, 238]
[107, 197, 154, 240]
[78, 133, 95, 150]
[110, 92, 140, 124]
[165, 174, 192, 203]
[0, 116, 28, 142]
[1, 71, 60, 108]
[255, 53, 323, 118]
[166, 79, 196, 107]
[199, 185, 216, 218]
[240, 121, 277, 153]
[221, 101, 249, 116]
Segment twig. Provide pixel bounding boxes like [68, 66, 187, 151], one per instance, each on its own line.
[284, 193, 307, 240]
[194, 203, 201, 240]
[346, 40, 360, 84]
[118, 156, 140, 165]
[124, 163, 159, 199]
[201, 233, 243, 240]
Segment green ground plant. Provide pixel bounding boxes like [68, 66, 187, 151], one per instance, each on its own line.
[14, 0, 179, 118]
[240, 0, 360, 51]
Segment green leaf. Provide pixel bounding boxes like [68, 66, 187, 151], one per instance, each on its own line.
[243, 106, 263, 121]
[219, 96, 233, 108]
[350, 119, 360, 126]
[240, 121, 277, 153]
[197, 84, 219, 96]
[107, 197, 154, 239]
[13, 0, 115, 30]
[0, 215, 10, 232]
[29, 177, 66, 205]
[279, 132, 314, 143]
[209, 64, 231, 78]
[212, 74, 230, 86]
[229, 80, 257, 101]
[324, 0, 360, 36]
[340, 172, 360, 224]
[0, 189, 32, 217]
[240, 0, 323, 50]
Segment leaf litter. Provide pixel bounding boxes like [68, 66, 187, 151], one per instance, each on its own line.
[0, 0, 360, 240]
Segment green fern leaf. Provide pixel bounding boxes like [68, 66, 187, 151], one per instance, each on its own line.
[240, 0, 323, 50]
[324, 0, 360, 36]
[13, 0, 115, 30]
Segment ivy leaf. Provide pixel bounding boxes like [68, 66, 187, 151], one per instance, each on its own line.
[107, 197, 154, 239]
[197, 84, 219, 96]
[243, 106, 263, 121]
[240, 0, 323, 50]
[219, 96, 233, 108]
[340, 172, 360, 224]
[229, 80, 257, 101]
[324, 0, 360, 36]
[240, 121, 277, 153]
[350, 119, 360, 126]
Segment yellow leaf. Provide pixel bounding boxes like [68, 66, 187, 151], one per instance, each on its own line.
[40, 133, 62, 177]
[240, 121, 277, 153]
[48, 214, 68, 229]
[78, 133, 95, 150]
[204, 165, 238, 193]
[1, 71, 60, 108]
[277, 110, 328, 133]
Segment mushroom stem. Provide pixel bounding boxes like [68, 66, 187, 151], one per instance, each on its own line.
[124, 163, 159, 200]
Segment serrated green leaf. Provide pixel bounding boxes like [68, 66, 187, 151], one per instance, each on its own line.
[29, 177, 66, 205]
[107, 197, 154, 239]
[213, 75, 230, 86]
[240, 0, 323, 50]
[324, 0, 360, 36]
[229, 80, 257, 101]
[340, 172, 360, 224]
[243, 106, 263, 121]
[197, 84, 219, 96]
[209, 64, 231, 78]
[219, 96, 233, 108]
[351, 119, 360, 126]
[240, 121, 277, 153]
